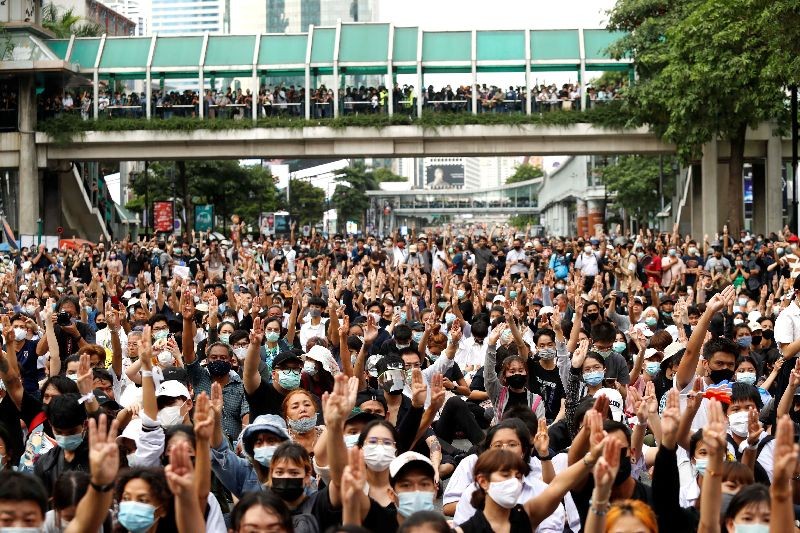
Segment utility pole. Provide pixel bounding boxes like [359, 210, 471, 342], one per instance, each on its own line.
[792, 85, 798, 234]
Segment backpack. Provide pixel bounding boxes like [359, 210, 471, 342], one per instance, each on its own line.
[727, 434, 774, 485]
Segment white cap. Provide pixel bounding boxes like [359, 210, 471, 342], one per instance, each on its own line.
[644, 348, 661, 360]
[389, 451, 435, 482]
[747, 310, 762, 323]
[155, 380, 191, 399]
[122, 290, 132, 300]
[661, 342, 686, 365]
[195, 303, 209, 313]
[492, 295, 506, 304]
[593, 388, 624, 422]
[538, 306, 555, 317]
[748, 322, 763, 332]
[665, 325, 679, 342]
[117, 418, 142, 442]
[126, 297, 141, 308]
[631, 323, 654, 338]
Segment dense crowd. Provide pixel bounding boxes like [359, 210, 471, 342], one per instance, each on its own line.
[0, 221, 797, 533]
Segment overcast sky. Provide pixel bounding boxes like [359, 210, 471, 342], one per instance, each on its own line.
[376, 0, 616, 30]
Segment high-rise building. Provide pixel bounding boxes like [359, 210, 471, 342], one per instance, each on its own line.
[150, 0, 225, 35]
[57, 0, 136, 36]
[233, 0, 378, 34]
[100, 0, 148, 35]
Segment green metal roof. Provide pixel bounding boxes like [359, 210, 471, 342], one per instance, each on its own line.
[339, 23, 389, 64]
[531, 30, 580, 62]
[99, 37, 151, 70]
[583, 29, 627, 61]
[258, 34, 307, 68]
[310, 27, 335, 64]
[422, 31, 471, 63]
[68, 38, 101, 68]
[205, 35, 256, 68]
[48, 39, 70, 60]
[152, 36, 203, 69]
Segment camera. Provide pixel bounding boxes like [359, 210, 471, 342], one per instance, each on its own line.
[56, 311, 72, 326]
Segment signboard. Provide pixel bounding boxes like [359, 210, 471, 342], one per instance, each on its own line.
[194, 205, 213, 232]
[274, 212, 290, 236]
[153, 201, 173, 233]
[425, 163, 464, 189]
[259, 212, 274, 235]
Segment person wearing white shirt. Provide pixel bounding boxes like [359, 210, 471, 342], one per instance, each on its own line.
[299, 297, 328, 351]
[574, 243, 603, 277]
[506, 238, 530, 277]
[401, 325, 459, 408]
[455, 321, 489, 378]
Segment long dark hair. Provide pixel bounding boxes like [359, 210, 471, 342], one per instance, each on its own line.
[478, 419, 532, 466]
[469, 448, 527, 510]
[231, 491, 294, 532]
[114, 468, 175, 533]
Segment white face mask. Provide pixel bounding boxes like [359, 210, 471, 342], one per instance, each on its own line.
[728, 410, 749, 437]
[13, 327, 27, 341]
[157, 350, 174, 366]
[233, 347, 248, 360]
[487, 477, 523, 509]
[362, 443, 396, 472]
[157, 405, 184, 427]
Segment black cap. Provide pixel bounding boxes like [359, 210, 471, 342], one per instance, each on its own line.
[375, 355, 404, 376]
[356, 390, 388, 411]
[273, 349, 304, 369]
[408, 321, 425, 331]
[346, 407, 378, 425]
[530, 299, 544, 307]
[92, 388, 121, 411]
[161, 367, 190, 386]
[660, 295, 676, 304]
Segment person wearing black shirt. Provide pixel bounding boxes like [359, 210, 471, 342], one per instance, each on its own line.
[33, 394, 90, 496]
[243, 327, 304, 418]
[527, 328, 566, 423]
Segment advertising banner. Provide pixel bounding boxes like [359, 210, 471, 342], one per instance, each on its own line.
[153, 201, 173, 233]
[194, 205, 214, 232]
[425, 164, 464, 188]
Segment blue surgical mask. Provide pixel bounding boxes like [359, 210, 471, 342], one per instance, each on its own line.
[117, 500, 157, 533]
[278, 369, 301, 390]
[287, 415, 317, 434]
[344, 434, 360, 448]
[612, 341, 627, 353]
[399, 312, 407, 323]
[445, 313, 456, 325]
[412, 331, 424, 344]
[219, 333, 231, 345]
[437, 301, 447, 309]
[645, 317, 657, 327]
[426, 348, 439, 361]
[266, 331, 280, 343]
[457, 289, 465, 299]
[253, 445, 277, 467]
[583, 371, 604, 386]
[736, 336, 752, 348]
[595, 349, 613, 359]
[153, 329, 169, 342]
[397, 490, 435, 518]
[733, 524, 769, 533]
[54, 431, 84, 451]
[694, 458, 708, 476]
[509, 290, 518, 300]
[645, 362, 661, 376]
[500, 330, 513, 344]
[736, 371, 756, 385]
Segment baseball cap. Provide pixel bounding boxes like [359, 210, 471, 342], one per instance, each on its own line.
[748, 322, 763, 332]
[538, 306, 555, 317]
[492, 295, 506, 304]
[644, 348, 661, 360]
[389, 451, 435, 483]
[593, 388, 624, 422]
[273, 350, 303, 369]
[631, 323, 654, 338]
[117, 418, 142, 443]
[161, 367, 190, 386]
[93, 388, 121, 411]
[346, 407, 378, 425]
[155, 380, 191, 399]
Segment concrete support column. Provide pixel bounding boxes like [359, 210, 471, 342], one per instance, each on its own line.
[751, 162, 766, 235]
[18, 74, 39, 236]
[690, 164, 703, 237]
[587, 198, 605, 233]
[701, 140, 720, 238]
[767, 134, 783, 233]
[576, 199, 588, 237]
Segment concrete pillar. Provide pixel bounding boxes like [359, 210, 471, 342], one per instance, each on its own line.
[18, 74, 39, 237]
[576, 198, 588, 237]
[701, 140, 720, 238]
[587, 199, 605, 233]
[767, 134, 783, 234]
[751, 161, 766, 235]
[691, 164, 703, 237]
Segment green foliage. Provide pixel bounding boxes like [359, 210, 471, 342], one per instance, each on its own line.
[608, 0, 786, 233]
[598, 156, 675, 224]
[288, 178, 325, 227]
[331, 163, 379, 232]
[508, 215, 539, 229]
[38, 100, 635, 145]
[589, 71, 628, 89]
[42, 3, 101, 37]
[506, 163, 544, 184]
[127, 161, 279, 232]
[373, 167, 406, 183]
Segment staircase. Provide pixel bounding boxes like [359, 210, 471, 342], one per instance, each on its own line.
[56, 162, 111, 240]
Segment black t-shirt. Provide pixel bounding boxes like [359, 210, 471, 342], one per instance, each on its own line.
[505, 389, 528, 412]
[0, 396, 26, 465]
[245, 379, 287, 419]
[526, 360, 566, 422]
[362, 498, 398, 533]
[16, 339, 41, 395]
[293, 485, 342, 533]
[469, 367, 486, 394]
[459, 504, 532, 533]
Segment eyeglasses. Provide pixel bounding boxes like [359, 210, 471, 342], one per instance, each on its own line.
[490, 441, 521, 450]
[364, 437, 395, 447]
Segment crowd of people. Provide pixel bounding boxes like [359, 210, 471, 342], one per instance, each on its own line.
[35, 79, 625, 123]
[1, 220, 798, 533]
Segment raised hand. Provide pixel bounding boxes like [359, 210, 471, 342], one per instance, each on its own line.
[164, 440, 196, 497]
[210, 382, 223, 419]
[250, 316, 264, 346]
[410, 368, 428, 408]
[88, 414, 120, 486]
[193, 392, 214, 442]
[746, 406, 762, 447]
[703, 399, 728, 457]
[139, 325, 153, 371]
[571, 338, 590, 369]
[76, 352, 94, 396]
[533, 418, 550, 457]
[660, 388, 681, 449]
[181, 290, 196, 321]
[592, 436, 622, 501]
[322, 374, 359, 428]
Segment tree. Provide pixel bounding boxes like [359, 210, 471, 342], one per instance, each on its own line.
[331, 163, 380, 232]
[288, 178, 325, 227]
[373, 167, 406, 183]
[598, 156, 675, 227]
[608, 0, 786, 235]
[42, 3, 101, 37]
[506, 163, 543, 184]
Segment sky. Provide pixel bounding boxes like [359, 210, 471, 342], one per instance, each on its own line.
[376, 0, 617, 88]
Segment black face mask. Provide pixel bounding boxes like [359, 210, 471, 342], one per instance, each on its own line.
[271, 477, 305, 501]
[762, 330, 774, 341]
[709, 368, 734, 384]
[207, 360, 232, 377]
[95, 322, 107, 331]
[514, 246, 521, 250]
[506, 374, 527, 390]
[614, 450, 632, 486]
[585, 313, 599, 322]
[751, 336, 762, 346]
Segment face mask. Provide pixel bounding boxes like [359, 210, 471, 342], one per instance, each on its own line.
[736, 336, 752, 348]
[397, 491, 435, 518]
[399, 312, 407, 323]
[157, 351, 173, 367]
[444, 313, 456, 325]
[737, 371, 756, 385]
[412, 331, 424, 343]
[219, 333, 231, 344]
[610, 341, 627, 354]
[751, 336, 762, 346]
[233, 347, 248, 360]
[362, 443, 396, 472]
[709, 368, 734, 385]
[728, 410, 749, 437]
[153, 330, 169, 342]
[266, 331, 280, 343]
[253, 445, 277, 467]
[645, 317, 657, 327]
[288, 415, 317, 434]
[303, 361, 318, 377]
[509, 290, 518, 300]
[157, 405, 184, 427]
[344, 434, 360, 448]
[762, 330, 773, 341]
[24, 305, 36, 315]
[614, 450, 632, 485]
[583, 371, 604, 387]
[637, 252, 645, 259]
[538, 348, 556, 360]
[738, 297, 748, 307]
[118, 501, 157, 533]
[688, 247, 698, 255]
[54, 431, 84, 451]
[733, 318, 744, 326]
[278, 370, 301, 390]
[437, 302, 447, 310]
[555, 283, 565, 291]
[487, 477, 523, 509]
[456, 289, 465, 299]
[309, 309, 321, 319]
[585, 312, 599, 322]
[67, 373, 78, 382]
[500, 330, 513, 344]
[370, 311, 382, 322]
[13, 327, 26, 341]
[584, 246, 593, 254]
[645, 362, 661, 376]
[271, 477, 305, 502]
[694, 458, 708, 476]
[595, 349, 613, 359]
[207, 359, 231, 377]
[506, 374, 527, 389]
[720, 492, 735, 516]
[426, 348, 440, 362]
[734, 525, 769, 533]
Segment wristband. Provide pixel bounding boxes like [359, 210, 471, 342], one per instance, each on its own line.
[140, 370, 153, 377]
[90, 480, 115, 492]
[78, 392, 95, 405]
[583, 452, 597, 468]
